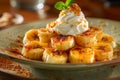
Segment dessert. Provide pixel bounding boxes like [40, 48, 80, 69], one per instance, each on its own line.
[22, 2, 115, 64]
[53, 4, 88, 36]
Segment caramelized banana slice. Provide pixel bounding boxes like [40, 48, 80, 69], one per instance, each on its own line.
[98, 34, 116, 48]
[38, 28, 57, 43]
[51, 35, 75, 50]
[75, 27, 103, 47]
[89, 27, 103, 41]
[42, 48, 68, 64]
[94, 43, 113, 61]
[22, 41, 45, 60]
[46, 21, 58, 32]
[75, 30, 96, 47]
[23, 29, 39, 44]
[69, 47, 95, 63]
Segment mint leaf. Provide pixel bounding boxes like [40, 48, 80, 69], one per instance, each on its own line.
[54, 0, 75, 10]
[54, 2, 67, 10]
[65, 0, 75, 7]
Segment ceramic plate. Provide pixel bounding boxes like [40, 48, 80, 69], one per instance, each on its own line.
[0, 18, 120, 80]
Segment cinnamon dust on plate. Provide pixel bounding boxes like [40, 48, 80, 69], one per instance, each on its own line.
[0, 57, 30, 77]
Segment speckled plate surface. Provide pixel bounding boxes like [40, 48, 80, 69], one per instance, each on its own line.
[0, 18, 120, 80]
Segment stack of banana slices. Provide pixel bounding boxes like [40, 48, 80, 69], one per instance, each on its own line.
[22, 3, 116, 64]
[22, 25, 115, 64]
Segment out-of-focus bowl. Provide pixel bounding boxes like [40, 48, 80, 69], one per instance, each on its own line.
[0, 18, 120, 80]
[0, 12, 24, 28]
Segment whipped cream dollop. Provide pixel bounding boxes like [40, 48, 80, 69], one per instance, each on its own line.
[53, 4, 89, 36]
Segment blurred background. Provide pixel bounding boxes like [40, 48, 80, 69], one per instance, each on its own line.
[0, 0, 120, 24]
